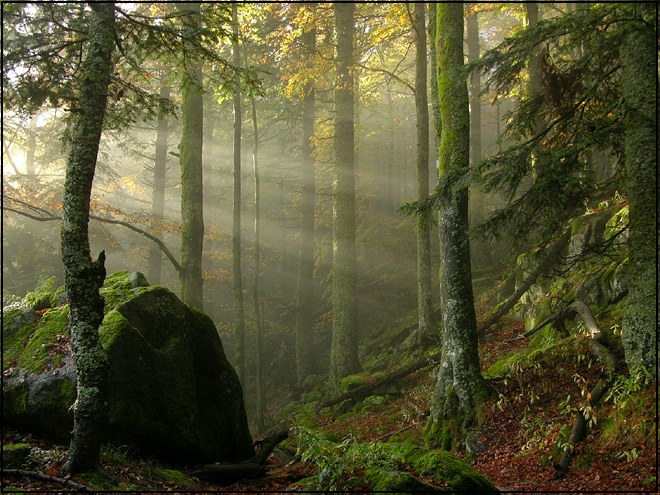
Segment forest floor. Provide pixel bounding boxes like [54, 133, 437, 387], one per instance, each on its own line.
[2, 320, 657, 493]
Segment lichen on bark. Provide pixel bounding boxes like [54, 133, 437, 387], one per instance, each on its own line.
[426, 3, 489, 450]
[619, 3, 657, 375]
[60, 2, 115, 473]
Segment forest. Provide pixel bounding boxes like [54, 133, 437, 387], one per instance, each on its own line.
[1, 2, 657, 493]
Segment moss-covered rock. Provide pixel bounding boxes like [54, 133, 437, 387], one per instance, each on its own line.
[2, 443, 32, 469]
[2, 272, 254, 463]
[402, 447, 498, 492]
[21, 276, 66, 311]
[365, 467, 446, 493]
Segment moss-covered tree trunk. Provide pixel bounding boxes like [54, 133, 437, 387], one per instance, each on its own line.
[295, 4, 317, 389]
[231, 2, 246, 384]
[178, 2, 204, 310]
[330, 2, 360, 389]
[426, 2, 489, 450]
[60, 2, 115, 473]
[412, 2, 436, 347]
[148, 79, 170, 285]
[620, 2, 657, 375]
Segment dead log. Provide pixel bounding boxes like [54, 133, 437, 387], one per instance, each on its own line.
[320, 352, 442, 408]
[553, 301, 619, 478]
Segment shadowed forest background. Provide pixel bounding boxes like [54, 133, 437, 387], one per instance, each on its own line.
[2, 2, 657, 492]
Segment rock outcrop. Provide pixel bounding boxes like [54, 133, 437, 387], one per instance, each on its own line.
[2, 271, 254, 463]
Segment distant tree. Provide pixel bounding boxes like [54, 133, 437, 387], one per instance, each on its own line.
[411, 3, 436, 347]
[231, 2, 246, 385]
[330, 1, 361, 388]
[426, 3, 489, 450]
[249, 90, 266, 432]
[177, 2, 205, 310]
[59, 2, 116, 473]
[147, 77, 171, 285]
[295, 3, 318, 390]
[619, 2, 656, 375]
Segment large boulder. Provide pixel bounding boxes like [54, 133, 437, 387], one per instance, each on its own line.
[2, 271, 254, 463]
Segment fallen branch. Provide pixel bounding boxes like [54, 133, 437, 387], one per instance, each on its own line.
[478, 229, 571, 335]
[2, 468, 91, 491]
[3, 202, 182, 273]
[553, 300, 619, 478]
[192, 430, 289, 485]
[320, 352, 442, 408]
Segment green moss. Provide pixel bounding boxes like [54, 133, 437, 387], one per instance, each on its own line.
[339, 373, 371, 393]
[150, 467, 195, 487]
[15, 306, 70, 374]
[99, 271, 156, 314]
[21, 276, 60, 310]
[2, 443, 32, 469]
[398, 446, 497, 492]
[365, 467, 446, 493]
[484, 349, 530, 379]
[2, 306, 40, 370]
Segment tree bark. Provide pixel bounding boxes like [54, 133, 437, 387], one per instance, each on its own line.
[426, 3, 489, 450]
[178, 2, 204, 310]
[148, 79, 170, 285]
[295, 4, 317, 389]
[619, 2, 656, 375]
[250, 93, 265, 433]
[412, 2, 436, 348]
[330, 1, 361, 390]
[231, 2, 246, 385]
[61, 1, 115, 473]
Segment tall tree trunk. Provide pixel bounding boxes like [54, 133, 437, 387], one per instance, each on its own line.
[383, 83, 395, 215]
[620, 2, 656, 375]
[148, 80, 170, 285]
[250, 95, 265, 432]
[426, 3, 489, 450]
[412, 3, 435, 347]
[178, 2, 204, 310]
[467, 9, 492, 269]
[428, 3, 443, 303]
[61, 2, 115, 473]
[295, 4, 317, 390]
[467, 11, 481, 169]
[525, 1, 547, 180]
[231, 2, 246, 385]
[330, 2, 360, 389]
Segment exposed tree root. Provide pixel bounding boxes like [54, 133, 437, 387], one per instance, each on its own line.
[192, 429, 289, 485]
